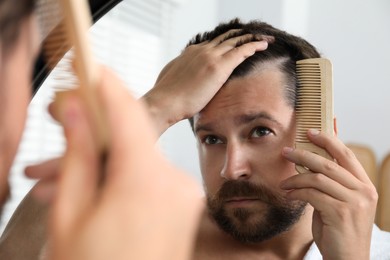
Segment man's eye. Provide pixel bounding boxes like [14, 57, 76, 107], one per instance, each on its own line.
[203, 135, 223, 145]
[251, 127, 272, 138]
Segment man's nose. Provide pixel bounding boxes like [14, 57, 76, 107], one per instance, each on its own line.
[220, 141, 251, 180]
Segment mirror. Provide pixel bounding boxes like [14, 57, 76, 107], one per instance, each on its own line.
[1, 0, 389, 233]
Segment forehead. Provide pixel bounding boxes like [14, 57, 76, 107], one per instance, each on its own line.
[194, 68, 292, 129]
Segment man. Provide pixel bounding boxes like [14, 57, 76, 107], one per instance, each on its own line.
[143, 18, 390, 259]
[0, 0, 40, 216]
[4, 15, 390, 259]
[0, 0, 208, 259]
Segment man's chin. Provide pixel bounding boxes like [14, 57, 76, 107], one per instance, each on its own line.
[210, 202, 307, 244]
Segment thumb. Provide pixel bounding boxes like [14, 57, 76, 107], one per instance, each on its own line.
[50, 93, 99, 240]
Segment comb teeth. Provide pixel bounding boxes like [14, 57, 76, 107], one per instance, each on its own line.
[37, 0, 71, 72]
[295, 58, 334, 173]
[42, 21, 71, 70]
[296, 62, 323, 143]
[36, 0, 62, 38]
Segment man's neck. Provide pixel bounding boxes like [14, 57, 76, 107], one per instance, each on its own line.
[193, 206, 314, 260]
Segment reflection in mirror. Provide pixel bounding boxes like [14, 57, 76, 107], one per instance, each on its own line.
[1, 0, 389, 235]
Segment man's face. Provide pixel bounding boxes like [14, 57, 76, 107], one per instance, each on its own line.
[0, 15, 40, 214]
[194, 65, 307, 243]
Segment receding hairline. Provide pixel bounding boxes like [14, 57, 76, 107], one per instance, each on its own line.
[228, 56, 290, 80]
[228, 56, 296, 106]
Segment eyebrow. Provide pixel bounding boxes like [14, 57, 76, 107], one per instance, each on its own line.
[195, 112, 283, 134]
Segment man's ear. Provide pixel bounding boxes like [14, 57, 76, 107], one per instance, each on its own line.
[333, 117, 338, 137]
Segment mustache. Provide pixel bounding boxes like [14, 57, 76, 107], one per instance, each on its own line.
[210, 180, 284, 206]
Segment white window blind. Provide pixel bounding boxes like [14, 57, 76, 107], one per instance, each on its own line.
[0, 0, 177, 233]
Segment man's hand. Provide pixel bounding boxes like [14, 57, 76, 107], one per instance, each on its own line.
[143, 29, 271, 135]
[281, 129, 377, 260]
[41, 67, 203, 260]
[25, 158, 60, 203]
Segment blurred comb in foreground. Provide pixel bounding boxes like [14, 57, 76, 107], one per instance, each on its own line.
[38, 0, 107, 152]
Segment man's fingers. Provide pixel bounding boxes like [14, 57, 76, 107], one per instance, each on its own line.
[215, 33, 269, 55]
[208, 29, 242, 46]
[25, 158, 61, 179]
[25, 159, 60, 203]
[48, 90, 78, 123]
[280, 173, 351, 202]
[282, 146, 360, 190]
[306, 130, 372, 184]
[95, 68, 158, 189]
[51, 94, 99, 237]
[31, 178, 57, 204]
[285, 187, 342, 218]
[221, 40, 268, 67]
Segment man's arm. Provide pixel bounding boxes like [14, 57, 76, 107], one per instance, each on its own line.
[281, 130, 378, 260]
[0, 189, 48, 260]
[143, 30, 270, 136]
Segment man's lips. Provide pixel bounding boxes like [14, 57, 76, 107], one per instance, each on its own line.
[225, 197, 260, 206]
[226, 197, 258, 202]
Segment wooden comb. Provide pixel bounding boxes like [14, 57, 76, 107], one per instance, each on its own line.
[295, 58, 334, 174]
[39, 0, 108, 152]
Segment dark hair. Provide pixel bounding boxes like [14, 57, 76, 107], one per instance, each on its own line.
[0, 0, 36, 56]
[187, 18, 321, 130]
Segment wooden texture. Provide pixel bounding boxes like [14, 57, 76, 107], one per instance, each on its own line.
[295, 58, 334, 174]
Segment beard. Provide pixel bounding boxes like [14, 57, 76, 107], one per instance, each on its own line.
[207, 180, 307, 244]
